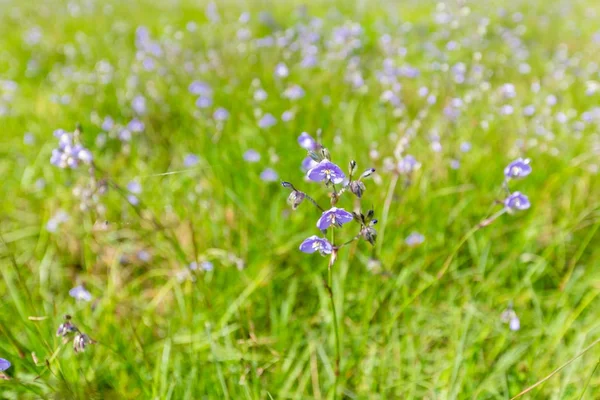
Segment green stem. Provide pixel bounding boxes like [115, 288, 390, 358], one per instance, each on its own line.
[328, 228, 341, 398]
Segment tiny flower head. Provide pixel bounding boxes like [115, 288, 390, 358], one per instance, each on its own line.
[298, 132, 317, 151]
[243, 149, 261, 162]
[397, 155, 420, 174]
[287, 190, 306, 210]
[260, 168, 279, 182]
[69, 285, 92, 302]
[504, 158, 532, 179]
[504, 192, 531, 213]
[405, 232, 425, 246]
[299, 236, 333, 255]
[317, 207, 353, 230]
[73, 333, 93, 353]
[0, 359, 10, 372]
[509, 315, 520, 331]
[307, 160, 345, 184]
[184, 153, 199, 167]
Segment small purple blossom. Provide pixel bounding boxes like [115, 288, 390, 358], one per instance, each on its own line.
[69, 285, 92, 302]
[301, 156, 318, 172]
[275, 62, 289, 78]
[299, 235, 333, 255]
[46, 210, 69, 233]
[504, 158, 532, 179]
[184, 153, 199, 167]
[127, 194, 139, 206]
[504, 192, 531, 212]
[213, 107, 229, 121]
[0, 358, 10, 371]
[128, 118, 144, 132]
[258, 113, 277, 128]
[50, 130, 93, 169]
[101, 116, 114, 131]
[127, 180, 142, 194]
[397, 155, 420, 174]
[243, 149, 261, 163]
[132, 95, 146, 115]
[510, 315, 520, 331]
[307, 160, 345, 184]
[195, 96, 213, 109]
[260, 168, 279, 182]
[298, 132, 317, 150]
[188, 81, 212, 96]
[316, 207, 353, 230]
[283, 84, 305, 100]
[405, 232, 425, 246]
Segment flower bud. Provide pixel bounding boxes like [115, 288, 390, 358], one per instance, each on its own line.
[360, 168, 376, 179]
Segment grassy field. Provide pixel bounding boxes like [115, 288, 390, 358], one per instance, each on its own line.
[1, 0, 600, 398]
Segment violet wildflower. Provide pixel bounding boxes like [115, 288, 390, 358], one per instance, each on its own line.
[307, 160, 345, 184]
[69, 285, 92, 302]
[46, 210, 69, 233]
[184, 153, 199, 167]
[302, 156, 318, 172]
[283, 85, 305, 100]
[128, 118, 144, 132]
[131, 95, 146, 115]
[213, 107, 229, 121]
[405, 232, 425, 246]
[317, 207, 353, 230]
[258, 113, 277, 128]
[195, 96, 213, 109]
[243, 149, 261, 162]
[298, 132, 317, 150]
[189, 81, 212, 96]
[397, 155, 420, 174]
[101, 116, 114, 131]
[0, 359, 10, 371]
[56, 320, 76, 336]
[260, 168, 278, 182]
[281, 110, 294, 122]
[275, 62, 289, 78]
[504, 158, 532, 179]
[504, 192, 531, 212]
[127, 180, 142, 194]
[50, 130, 93, 169]
[299, 235, 333, 255]
[501, 307, 520, 331]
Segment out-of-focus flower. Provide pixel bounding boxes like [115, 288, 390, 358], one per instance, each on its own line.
[0, 359, 10, 371]
[243, 149, 261, 162]
[69, 285, 92, 302]
[184, 154, 199, 167]
[405, 232, 425, 246]
[260, 168, 278, 182]
[258, 113, 277, 128]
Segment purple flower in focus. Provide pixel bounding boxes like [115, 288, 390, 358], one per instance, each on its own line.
[299, 235, 333, 255]
[316, 207, 353, 230]
[69, 285, 92, 302]
[258, 113, 277, 128]
[260, 168, 278, 182]
[504, 158, 532, 179]
[307, 160, 345, 184]
[243, 149, 261, 162]
[184, 153, 199, 167]
[504, 192, 530, 212]
[298, 132, 316, 150]
[0, 358, 10, 371]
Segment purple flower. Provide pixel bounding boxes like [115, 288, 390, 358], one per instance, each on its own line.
[275, 62, 289, 78]
[298, 132, 317, 151]
[132, 95, 146, 115]
[307, 160, 345, 184]
[504, 158, 532, 179]
[188, 81, 212, 96]
[127, 194, 139, 206]
[69, 285, 92, 302]
[258, 113, 277, 128]
[184, 153, 199, 167]
[50, 131, 93, 169]
[195, 96, 213, 109]
[397, 155, 420, 174]
[283, 85, 305, 100]
[243, 149, 261, 162]
[509, 315, 520, 331]
[213, 107, 229, 121]
[0, 358, 10, 371]
[128, 118, 144, 132]
[316, 207, 353, 230]
[260, 168, 278, 182]
[301, 156, 318, 172]
[281, 110, 294, 122]
[504, 192, 531, 212]
[299, 235, 333, 255]
[127, 180, 142, 194]
[405, 232, 425, 246]
[102, 116, 114, 131]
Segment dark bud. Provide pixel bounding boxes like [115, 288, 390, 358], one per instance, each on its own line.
[352, 211, 363, 224]
[361, 226, 377, 245]
[281, 181, 294, 189]
[349, 180, 366, 198]
[360, 168, 376, 179]
[287, 190, 305, 210]
[56, 321, 77, 337]
[308, 150, 321, 162]
[366, 209, 375, 223]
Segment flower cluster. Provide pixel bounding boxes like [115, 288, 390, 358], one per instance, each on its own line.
[56, 315, 95, 353]
[502, 158, 532, 213]
[50, 127, 93, 169]
[283, 132, 378, 265]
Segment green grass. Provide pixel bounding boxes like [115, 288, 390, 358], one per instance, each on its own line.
[1, 0, 600, 398]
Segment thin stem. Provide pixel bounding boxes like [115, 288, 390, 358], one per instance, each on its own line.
[304, 193, 325, 212]
[328, 228, 341, 399]
[376, 174, 399, 255]
[579, 357, 600, 400]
